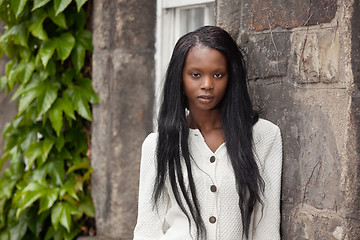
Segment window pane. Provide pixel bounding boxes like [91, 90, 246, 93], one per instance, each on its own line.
[179, 7, 204, 36]
[208, 3, 215, 25]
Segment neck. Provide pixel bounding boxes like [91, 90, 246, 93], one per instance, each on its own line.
[187, 108, 222, 132]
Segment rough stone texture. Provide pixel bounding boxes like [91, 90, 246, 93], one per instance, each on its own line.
[91, 0, 156, 239]
[243, 0, 337, 31]
[0, 21, 17, 174]
[239, 32, 291, 79]
[347, 1, 360, 238]
[217, 0, 358, 239]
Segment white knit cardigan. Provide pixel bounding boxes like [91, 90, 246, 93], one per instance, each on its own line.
[133, 119, 282, 240]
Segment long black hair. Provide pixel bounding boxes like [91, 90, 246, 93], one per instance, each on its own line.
[154, 26, 263, 239]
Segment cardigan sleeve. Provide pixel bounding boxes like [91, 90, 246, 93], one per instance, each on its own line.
[252, 125, 283, 240]
[133, 133, 169, 240]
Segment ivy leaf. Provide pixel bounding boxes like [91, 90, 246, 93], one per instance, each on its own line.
[66, 77, 99, 121]
[0, 24, 28, 48]
[10, 61, 35, 89]
[61, 94, 75, 120]
[49, 94, 75, 136]
[22, 61, 35, 85]
[8, 62, 23, 90]
[67, 160, 90, 174]
[0, 76, 7, 91]
[55, 134, 65, 151]
[54, 0, 72, 16]
[73, 8, 86, 29]
[72, 29, 92, 72]
[39, 40, 56, 68]
[37, 80, 61, 116]
[29, 9, 48, 40]
[40, 138, 55, 165]
[71, 43, 85, 72]
[56, 32, 75, 61]
[5, 60, 15, 79]
[0, 177, 17, 199]
[61, 179, 79, 201]
[12, 73, 39, 102]
[49, 99, 63, 136]
[75, 0, 87, 12]
[18, 85, 39, 114]
[32, 0, 51, 11]
[25, 142, 42, 168]
[76, 29, 92, 51]
[11, 0, 27, 18]
[20, 129, 37, 151]
[15, 181, 48, 218]
[9, 214, 27, 240]
[25, 138, 54, 168]
[39, 188, 59, 214]
[48, 7, 67, 29]
[51, 202, 80, 232]
[69, 89, 92, 120]
[47, 158, 64, 186]
[0, 152, 9, 172]
[78, 196, 95, 217]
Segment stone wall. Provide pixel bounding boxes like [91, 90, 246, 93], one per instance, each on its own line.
[91, 0, 156, 239]
[218, 0, 359, 239]
[89, 0, 359, 239]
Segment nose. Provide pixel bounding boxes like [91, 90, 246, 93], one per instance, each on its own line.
[200, 76, 213, 91]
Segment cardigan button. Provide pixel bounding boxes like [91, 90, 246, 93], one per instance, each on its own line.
[209, 216, 216, 223]
[210, 185, 217, 192]
[210, 156, 215, 163]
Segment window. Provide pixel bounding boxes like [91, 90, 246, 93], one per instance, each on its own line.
[155, 0, 215, 120]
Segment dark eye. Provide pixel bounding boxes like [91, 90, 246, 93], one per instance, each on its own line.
[191, 73, 201, 78]
[213, 73, 223, 79]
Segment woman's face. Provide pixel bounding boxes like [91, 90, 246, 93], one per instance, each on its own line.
[182, 45, 228, 112]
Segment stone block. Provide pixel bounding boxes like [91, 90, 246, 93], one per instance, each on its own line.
[93, 0, 156, 51]
[290, 29, 339, 84]
[92, 50, 154, 238]
[249, 81, 349, 239]
[282, 203, 345, 240]
[352, 0, 360, 89]
[239, 32, 290, 80]
[216, 0, 242, 40]
[241, 0, 337, 31]
[91, 0, 156, 238]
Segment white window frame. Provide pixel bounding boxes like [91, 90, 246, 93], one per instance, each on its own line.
[154, 0, 215, 127]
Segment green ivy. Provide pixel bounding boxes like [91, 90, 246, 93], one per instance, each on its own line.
[0, 0, 98, 239]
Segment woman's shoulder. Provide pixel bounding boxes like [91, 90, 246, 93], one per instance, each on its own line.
[253, 118, 281, 147]
[142, 132, 158, 150]
[253, 118, 280, 135]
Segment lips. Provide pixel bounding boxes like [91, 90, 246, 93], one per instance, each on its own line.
[197, 95, 214, 104]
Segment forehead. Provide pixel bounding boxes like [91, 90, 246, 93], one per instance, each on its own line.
[184, 45, 227, 69]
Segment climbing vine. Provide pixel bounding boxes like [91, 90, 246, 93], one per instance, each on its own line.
[0, 0, 98, 239]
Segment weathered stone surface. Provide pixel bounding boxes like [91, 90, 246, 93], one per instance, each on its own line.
[242, 0, 337, 31]
[216, 0, 242, 40]
[342, 1, 360, 237]
[346, 93, 360, 239]
[352, 1, 360, 89]
[91, 0, 156, 238]
[239, 32, 291, 79]
[93, 0, 156, 51]
[282, 203, 345, 240]
[290, 29, 340, 84]
[249, 80, 348, 239]
[88, 0, 359, 239]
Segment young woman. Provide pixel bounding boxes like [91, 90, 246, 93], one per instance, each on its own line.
[133, 26, 282, 240]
